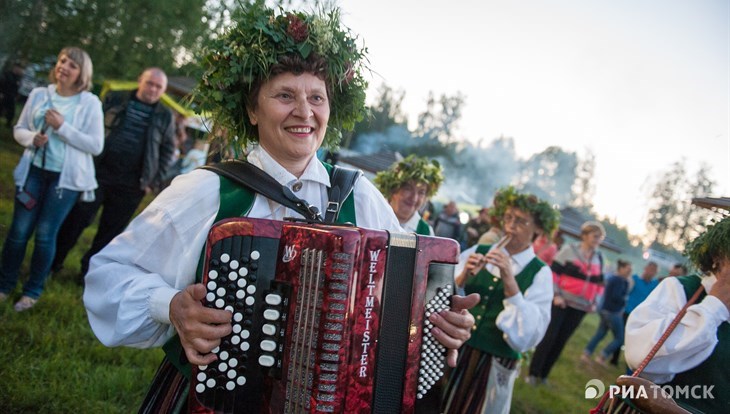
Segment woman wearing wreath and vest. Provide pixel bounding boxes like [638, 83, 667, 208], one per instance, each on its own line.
[83, 4, 478, 412]
[442, 186, 560, 414]
[374, 155, 444, 236]
[625, 216, 730, 414]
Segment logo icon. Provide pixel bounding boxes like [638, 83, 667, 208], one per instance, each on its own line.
[282, 245, 298, 263]
[585, 379, 605, 399]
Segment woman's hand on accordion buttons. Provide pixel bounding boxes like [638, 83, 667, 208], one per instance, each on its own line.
[170, 283, 233, 366]
[428, 293, 480, 367]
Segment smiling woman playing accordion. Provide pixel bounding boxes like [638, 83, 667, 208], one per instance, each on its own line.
[82, 3, 479, 413]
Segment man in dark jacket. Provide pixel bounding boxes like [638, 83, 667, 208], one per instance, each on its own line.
[53, 67, 176, 276]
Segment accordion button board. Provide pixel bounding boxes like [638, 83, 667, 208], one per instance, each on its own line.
[189, 218, 459, 414]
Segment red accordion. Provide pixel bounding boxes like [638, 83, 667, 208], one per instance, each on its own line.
[189, 217, 459, 413]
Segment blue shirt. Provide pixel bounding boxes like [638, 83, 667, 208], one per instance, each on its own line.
[32, 91, 81, 172]
[601, 274, 629, 313]
[624, 274, 659, 314]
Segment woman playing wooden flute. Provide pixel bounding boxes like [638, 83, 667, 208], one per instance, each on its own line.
[443, 186, 560, 414]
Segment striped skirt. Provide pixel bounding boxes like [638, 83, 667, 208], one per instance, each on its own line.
[442, 345, 519, 414]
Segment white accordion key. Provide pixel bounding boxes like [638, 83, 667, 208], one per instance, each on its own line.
[262, 323, 276, 336]
[260, 339, 276, 352]
[258, 354, 275, 367]
[265, 293, 282, 306]
[263, 309, 280, 321]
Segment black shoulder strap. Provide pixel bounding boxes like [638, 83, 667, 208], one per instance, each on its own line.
[325, 165, 362, 223]
[201, 160, 323, 222]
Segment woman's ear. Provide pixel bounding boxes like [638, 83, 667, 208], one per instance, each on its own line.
[247, 107, 257, 125]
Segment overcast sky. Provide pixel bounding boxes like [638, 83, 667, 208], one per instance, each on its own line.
[336, 0, 729, 235]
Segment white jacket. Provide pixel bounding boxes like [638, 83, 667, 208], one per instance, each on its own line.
[13, 85, 104, 199]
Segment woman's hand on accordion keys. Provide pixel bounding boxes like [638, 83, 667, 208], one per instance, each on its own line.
[170, 283, 233, 365]
[428, 293, 480, 367]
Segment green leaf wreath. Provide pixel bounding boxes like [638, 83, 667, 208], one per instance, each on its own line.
[374, 155, 445, 198]
[194, 2, 369, 154]
[489, 186, 561, 235]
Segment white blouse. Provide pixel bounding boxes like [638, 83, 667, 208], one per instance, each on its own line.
[625, 275, 729, 384]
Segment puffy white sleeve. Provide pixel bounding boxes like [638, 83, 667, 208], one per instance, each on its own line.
[83, 170, 221, 348]
[495, 264, 553, 353]
[624, 277, 729, 384]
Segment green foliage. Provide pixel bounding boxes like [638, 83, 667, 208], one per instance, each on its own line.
[0, 127, 163, 413]
[195, 2, 369, 153]
[373, 155, 444, 198]
[0, 0, 224, 80]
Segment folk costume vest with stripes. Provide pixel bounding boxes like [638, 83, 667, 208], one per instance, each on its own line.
[463, 244, 545, 360]
[669, 275, 730, 414]
[162, 162, 357, 378]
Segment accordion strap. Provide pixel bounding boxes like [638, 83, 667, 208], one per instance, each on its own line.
[325, 165, 362, 223]
[201, 160, 323, 222]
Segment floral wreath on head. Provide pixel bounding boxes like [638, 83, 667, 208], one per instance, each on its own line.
[194, 2, 369, 154]
[685, 215, 730, 275]
[374, 155, 444, 199]
[489, 186, 560, 235]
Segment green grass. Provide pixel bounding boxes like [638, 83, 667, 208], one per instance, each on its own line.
[0, 126, 163, 413]
[0, 124, 625, 413]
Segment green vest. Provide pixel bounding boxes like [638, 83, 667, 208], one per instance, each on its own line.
[415, 218, 431, 236]
[463, 244, 545, 360]
[162, 161, 357, 378]
[669, 275, 730, 414]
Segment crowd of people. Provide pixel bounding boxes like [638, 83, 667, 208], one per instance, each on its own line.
[0, 3, 727, 414]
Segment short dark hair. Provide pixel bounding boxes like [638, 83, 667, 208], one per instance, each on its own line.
[672, 263, 688, 273]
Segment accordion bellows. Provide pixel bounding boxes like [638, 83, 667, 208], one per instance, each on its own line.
[189, 217, 458, 413]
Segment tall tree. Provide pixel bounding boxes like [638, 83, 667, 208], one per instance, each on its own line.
[0, 0, 232, 80]
[442, 136, 519, 205]
[645, 160, 685, 246]
[571, 148, 596, 214]
[516, 146, 578, 207]
[673, 162, 717, 247]
[348, 84, 407, 149]
[415, 91, 466, 144]
[644, 160, 718, 250]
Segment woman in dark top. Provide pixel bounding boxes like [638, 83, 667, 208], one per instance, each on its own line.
[582, 259, 632, 365]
